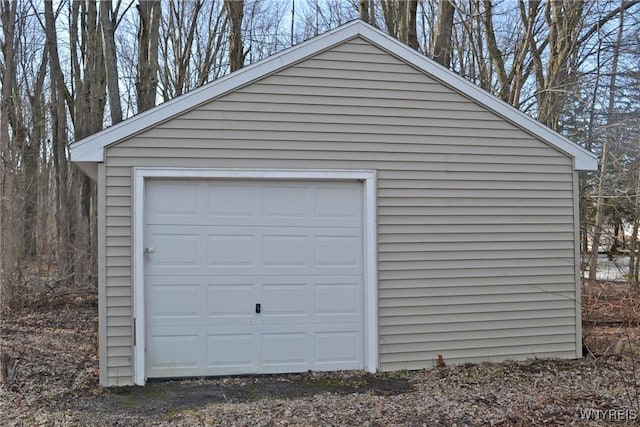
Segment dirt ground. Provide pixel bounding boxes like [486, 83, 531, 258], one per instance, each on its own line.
[2, 283, 640, 426]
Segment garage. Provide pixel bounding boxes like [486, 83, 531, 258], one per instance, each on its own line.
[71, 21, 597, 386]
[142, 178, 368, 378]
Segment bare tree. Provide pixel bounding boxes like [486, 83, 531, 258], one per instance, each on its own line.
[0, 0, 18, 309]
[101, 0, 123, 125]
[359, 0, 370, 21]
[137, 0, 161, 112]
[224, 0, 245, 72]
[406, 0, 419, 49]
[20, 41, 48, 260]
[433, 0, 456, 66]
[477, 0, 535, 105]
[380, 0, 419, 49]
[380, 0, 399, 38]
[630, 161, 640, 283]
[157, 0, 231, 101]
[193, 3, 228, 86]
[244, 0, 290, 62]
[588, 1, 627, 283]
[70, 1, 107, 285]
[44, 0, 108, 285]
[162, 0, 204, 98]
[43, 0, 75, 279]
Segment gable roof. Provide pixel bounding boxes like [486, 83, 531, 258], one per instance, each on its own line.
[69, 20, 597, 171]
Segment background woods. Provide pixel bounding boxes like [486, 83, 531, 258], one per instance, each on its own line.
[0, 0, 639, 312]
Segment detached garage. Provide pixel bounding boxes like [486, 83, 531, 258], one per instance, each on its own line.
[70, 20, 597, 387]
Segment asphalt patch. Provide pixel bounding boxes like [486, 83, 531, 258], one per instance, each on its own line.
[79, 372, 412, 421]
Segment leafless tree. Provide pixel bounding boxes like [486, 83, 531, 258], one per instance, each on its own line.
[101, 0, 124, 125]
[137, 0, 161, 112]
[588, 0, 626, 283]
[433, 0, 455, 65]
[0, 0, 19, 309]
[225, 0, 245, 72]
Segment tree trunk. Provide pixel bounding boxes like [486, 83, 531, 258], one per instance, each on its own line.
[379, 0, 418, 49]
[21, 48, 48, 260]
[164, 0, 205, 98]
[72, 1, 105, 286]
[433, 0, 455, 66]
[406, 0, 419, 50]
[137, 0, 161, 112]
[359, 0, 369, 21]
[224, 0, 245, 72]
[380, 0, 399, 39]
[630, 167, 640, 286]
[44, 0, 74, 278]
[0, 0, 18, 309]
[481, 0, 508, 98]
[101, 0, 123, 124]
[50, 77, 71, 278]
[535, 0, 584, 129]
[630, 221, 639, 286]
[588, 1, 625, 283]
[359, 0, 377, 24]
[43, 1, 73, 119]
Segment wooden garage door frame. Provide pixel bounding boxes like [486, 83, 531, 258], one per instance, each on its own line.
[131, 167, 378, 386]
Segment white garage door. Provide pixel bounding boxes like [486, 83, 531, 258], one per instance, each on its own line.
[143, 179, 364, 378]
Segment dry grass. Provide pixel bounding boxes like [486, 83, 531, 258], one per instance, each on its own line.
[1, 282, 640, 426]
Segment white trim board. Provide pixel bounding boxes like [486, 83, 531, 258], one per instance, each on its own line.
[132, 167, 378, 386]
[70, 20, 597, 171]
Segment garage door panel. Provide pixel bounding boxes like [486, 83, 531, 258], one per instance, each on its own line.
[315, 187, 362, 220]
[315, 235, 361, 266]
[145, 179, 364, 378]
[146, 332, 201, 375]
[259, 324, 364, 370]
[207, 334, 256, 368]
[147, 231, 201, 267]
[207, 234, 256, 266]
[146, 182, 201, 220]
[262, 185, 309, 218]
[147, 283, 200, 319]
[197, 216, 359, 228]
[315, 331, 361, 364]
[315, 282, 362, 316]
[148, 228, 363, 276]
[262, 235, 308, 266]
[147, 180, 362, 228]
[262, 333, 308, 366]
[207, 284, 255, 318]
[262, 284, 307, 317]
[258, 277, 362, 324]
[208, 184, 256, 218]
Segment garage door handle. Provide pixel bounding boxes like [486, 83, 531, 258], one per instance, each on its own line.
[255, 303, 261, 314]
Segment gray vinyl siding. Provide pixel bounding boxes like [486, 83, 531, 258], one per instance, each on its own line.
[101, 37, 578, 386]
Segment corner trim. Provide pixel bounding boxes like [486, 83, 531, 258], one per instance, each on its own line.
[97, 163, 108, 386]
[573, 168, 583, 357]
